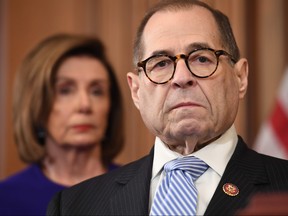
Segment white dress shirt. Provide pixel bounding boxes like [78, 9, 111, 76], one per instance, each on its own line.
[149, 125, 238, 215]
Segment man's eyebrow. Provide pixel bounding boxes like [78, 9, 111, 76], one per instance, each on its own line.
[148, 42, 212, 57]
[150, 49, 171, 56]
[186, 42, 211, 51]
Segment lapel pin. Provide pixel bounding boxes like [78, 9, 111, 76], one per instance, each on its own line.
[223, 183, 239, 196]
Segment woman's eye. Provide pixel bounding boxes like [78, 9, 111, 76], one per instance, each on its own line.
[58, 86, 72, 95]
[93, 89, 103, 95]
[91, 87, 104, 96]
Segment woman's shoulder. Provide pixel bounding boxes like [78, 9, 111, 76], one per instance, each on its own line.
[0, 164, 40, 186]
[0, 164, 66, 215]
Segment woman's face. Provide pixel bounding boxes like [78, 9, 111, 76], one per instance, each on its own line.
[46, 56, 111, 147]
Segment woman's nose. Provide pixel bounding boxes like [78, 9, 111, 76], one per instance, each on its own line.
[77, 91, 92, 113]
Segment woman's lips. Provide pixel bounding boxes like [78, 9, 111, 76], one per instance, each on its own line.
[72, 124, 94, 132]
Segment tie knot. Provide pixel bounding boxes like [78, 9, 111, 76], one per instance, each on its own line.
[164, 156, 208, 180]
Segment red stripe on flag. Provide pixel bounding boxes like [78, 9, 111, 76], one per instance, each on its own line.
[270, 100, 288, 154]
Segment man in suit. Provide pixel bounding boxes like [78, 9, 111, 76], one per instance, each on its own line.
[47, 0, 288, 215]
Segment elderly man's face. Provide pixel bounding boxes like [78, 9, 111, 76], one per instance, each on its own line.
[127, 6, 248, 153]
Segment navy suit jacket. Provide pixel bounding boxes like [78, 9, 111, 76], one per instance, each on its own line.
[47, 136, 288, 215]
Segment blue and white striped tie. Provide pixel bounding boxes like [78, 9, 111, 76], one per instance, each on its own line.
[150, 156, 209, 216]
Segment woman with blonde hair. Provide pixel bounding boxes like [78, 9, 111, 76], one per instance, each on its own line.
[0, 34, 124, 215]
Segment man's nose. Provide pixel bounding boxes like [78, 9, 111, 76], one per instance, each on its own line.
[171, 59, 195, 88]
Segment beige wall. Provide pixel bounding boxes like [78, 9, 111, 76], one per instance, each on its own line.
[0, 0, 287, 179]
[0, 0, 8, 178]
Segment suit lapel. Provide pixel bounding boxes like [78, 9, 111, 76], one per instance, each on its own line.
[110, 148, 154, 215]
[205, 137, 269, 215]
[108, 138, 270, 215]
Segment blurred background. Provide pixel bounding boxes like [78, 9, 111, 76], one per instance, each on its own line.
[0, 0, 287, 179]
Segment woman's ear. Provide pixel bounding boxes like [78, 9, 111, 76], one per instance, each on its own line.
[235, 58, 249, 99]
[127, 72, 140, 109]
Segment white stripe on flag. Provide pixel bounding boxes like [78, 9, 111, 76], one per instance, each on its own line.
[254, 123, 287, 159]
[253, 67, 288, 159]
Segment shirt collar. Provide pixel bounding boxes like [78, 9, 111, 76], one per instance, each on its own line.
[152, 125, 238, 179]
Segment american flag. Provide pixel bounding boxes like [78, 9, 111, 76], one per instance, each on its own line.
[253, 67, 288, 159]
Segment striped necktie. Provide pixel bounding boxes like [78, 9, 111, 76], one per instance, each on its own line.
[150, 156, 209, 216]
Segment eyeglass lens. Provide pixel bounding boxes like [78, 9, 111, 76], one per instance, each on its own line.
[145, 49, 218, 83]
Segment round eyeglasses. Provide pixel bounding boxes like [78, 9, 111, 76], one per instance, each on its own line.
[137, 48, 236, 84]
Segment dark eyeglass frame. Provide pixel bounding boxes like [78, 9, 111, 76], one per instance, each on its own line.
[137, 47, 237, 84]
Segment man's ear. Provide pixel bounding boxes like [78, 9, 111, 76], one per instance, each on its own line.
[127, 72, 140, 109]
[235, 58, 249, 99]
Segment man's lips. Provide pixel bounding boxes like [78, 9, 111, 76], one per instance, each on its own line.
[171, 102, 202, 110]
